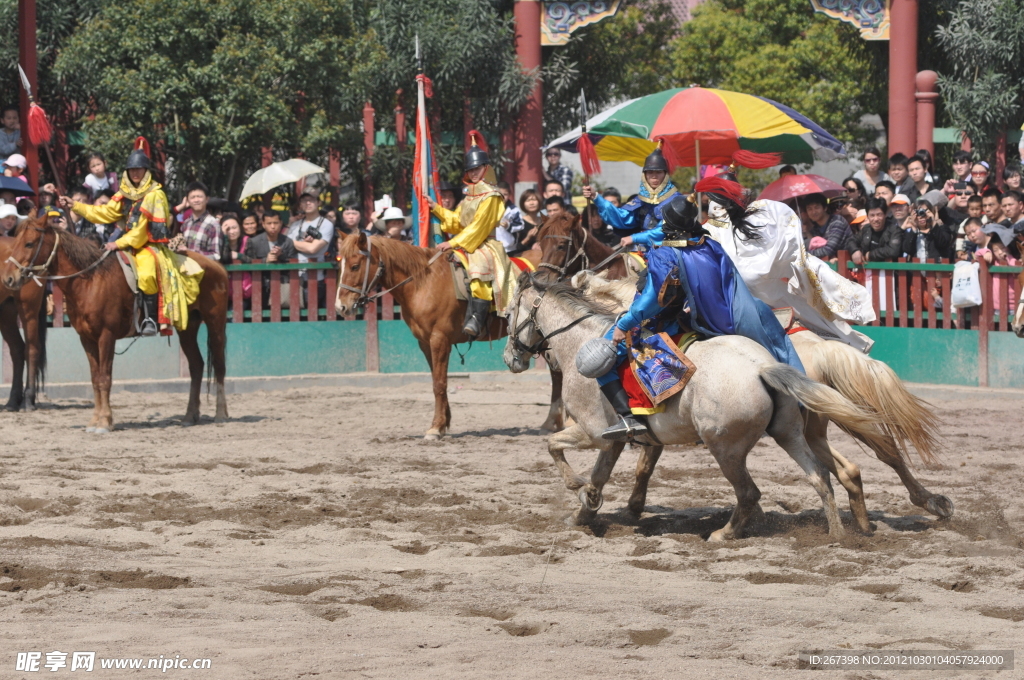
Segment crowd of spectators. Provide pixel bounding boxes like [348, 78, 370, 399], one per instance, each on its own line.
[2, 132, 1020, 320]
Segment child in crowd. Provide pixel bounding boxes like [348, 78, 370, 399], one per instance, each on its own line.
[975, 235, 1019, 312]
[83, 153, 119, 199]
[3, 154, 27, 178]
[0, 106, 21, 164]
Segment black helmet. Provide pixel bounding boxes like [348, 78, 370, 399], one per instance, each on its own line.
[642, 147, 669, 173]
[126, 149, 151, 170]
[661, 195, 701, 237]
[464, 145, 490, 172]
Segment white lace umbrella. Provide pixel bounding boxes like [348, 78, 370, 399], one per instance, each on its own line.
[239, 159, 326, 200]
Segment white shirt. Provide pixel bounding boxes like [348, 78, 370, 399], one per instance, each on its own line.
[288, 216, 335, 280]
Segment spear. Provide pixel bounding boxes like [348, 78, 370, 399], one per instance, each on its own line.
[576, 88, 601, 187]
[18, 65, 63, 195]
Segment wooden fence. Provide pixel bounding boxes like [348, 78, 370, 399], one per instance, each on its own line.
[31, 254, 1024, 386]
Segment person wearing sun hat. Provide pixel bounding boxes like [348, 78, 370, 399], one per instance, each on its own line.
[0, 202, 25, 235]
[372, 206, 412, 241]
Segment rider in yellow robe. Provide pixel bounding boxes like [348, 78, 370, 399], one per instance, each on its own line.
[67, 142, 201, 335]
[430, 135, 516, 337]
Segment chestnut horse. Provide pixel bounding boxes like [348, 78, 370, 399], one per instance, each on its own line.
[0, 216, 229, 432]
[536, 214, 950, 525]
[0, 236, 46, 410]
[334, 232, 563, 439]
[535, 211, 634, 282]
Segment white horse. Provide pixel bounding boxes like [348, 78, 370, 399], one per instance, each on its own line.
[577, 270, 951, 522]
[504, 276, 889, 539]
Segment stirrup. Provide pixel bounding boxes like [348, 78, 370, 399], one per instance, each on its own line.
[601, 414, 650, 442]
[139, 317, 159, 337]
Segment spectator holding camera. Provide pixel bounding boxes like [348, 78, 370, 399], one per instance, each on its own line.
[902, 198, 953, 260]
[288, 191, 335, 296]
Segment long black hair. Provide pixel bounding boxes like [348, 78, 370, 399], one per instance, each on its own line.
[706, 191, 762, 241]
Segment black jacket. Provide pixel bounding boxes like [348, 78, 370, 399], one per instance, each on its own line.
[851, 221, 904, 262]
[901, 222, 954, 260]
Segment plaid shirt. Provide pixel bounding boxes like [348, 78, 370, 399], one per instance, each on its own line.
[548, 164, 574, 195]
[180, 211, 222, 261]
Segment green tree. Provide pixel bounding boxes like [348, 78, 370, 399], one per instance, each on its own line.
[54, 0, 384, 198]
[668, 0, 884, 150]
[365, 0, 534, 191]
[935, 0, 1024, 159]
[540, 0, 678, 140]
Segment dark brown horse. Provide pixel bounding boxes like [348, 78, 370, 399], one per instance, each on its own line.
[0, 216, 229, 432]
[535, 212, 638, 282]
[0, 236, 46, 411]
[334, 232, 563, 439]
[537, 213, 951, 523]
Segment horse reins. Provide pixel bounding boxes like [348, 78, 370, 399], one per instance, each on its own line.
[539, 227, 589, 280]
[5, 228, 113, 287]
[337, 237, 445, 306]
[509, 278, 595, 356]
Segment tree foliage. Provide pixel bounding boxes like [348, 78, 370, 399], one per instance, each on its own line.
[935, 0, 1024, 159]
[540, 0, 678, 140]
[365, 0, 534, 189]
[54, 0, 384, 197]
[668, 0, 884, 150]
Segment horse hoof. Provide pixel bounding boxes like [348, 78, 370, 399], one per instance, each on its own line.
[577, 486, 604, 513]
[567, 509, 595, 526]
[626, 499, 645, 517]
[926, 495, 955, 519]
[424, 428, 442, 441]
[85, 426, 96, 433]
[708, 528, 733, 542]
[92, 428, 110, 434]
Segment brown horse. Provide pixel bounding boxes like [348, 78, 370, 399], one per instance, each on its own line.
[535, 211, 635, 281]
[334, 232, 563, 439]
[0, 236, 46, 411]
[537, 214, 951, 524]
[0, 216, 229, 432]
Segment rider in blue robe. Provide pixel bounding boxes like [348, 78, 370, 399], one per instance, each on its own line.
[583, 147, 677, 239]
[595, 193, 803, 443]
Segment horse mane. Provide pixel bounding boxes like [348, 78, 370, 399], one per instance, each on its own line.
[58, 229, 118, 276]
[366, 235, 432, 279]
[527, 274, 619, 321]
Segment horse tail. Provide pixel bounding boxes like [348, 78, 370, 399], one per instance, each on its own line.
[803, 340, 941, 467]
[35, 294, 47, 391]
[758, 362, 889, 456]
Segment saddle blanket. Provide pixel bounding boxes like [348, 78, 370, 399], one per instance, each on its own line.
[619, 328, 699, 415]
[450, 253, 535, 302]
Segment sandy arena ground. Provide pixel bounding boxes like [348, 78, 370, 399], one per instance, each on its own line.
[0, 377, 1022, 679]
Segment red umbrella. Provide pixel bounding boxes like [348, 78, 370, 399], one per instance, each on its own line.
[758, 174, 845, 202]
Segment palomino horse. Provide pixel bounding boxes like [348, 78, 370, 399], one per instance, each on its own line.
[535, 213, 951, 523]
[334, 232, 563, 439]
[0, 236, 46, 411]
[0, 216, 229, 431]
[504, 277, 889, 538]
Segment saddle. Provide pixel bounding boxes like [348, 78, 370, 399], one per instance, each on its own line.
[772, 306, 809, 335]
[448, 252, 535, 303]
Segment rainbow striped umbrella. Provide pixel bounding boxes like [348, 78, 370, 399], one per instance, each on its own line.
[548, 87, 846, 167]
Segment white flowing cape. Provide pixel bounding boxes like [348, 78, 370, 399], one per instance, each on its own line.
[705, 199, 876, 353]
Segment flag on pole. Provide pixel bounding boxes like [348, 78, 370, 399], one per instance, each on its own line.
[411, 74, 440, 248]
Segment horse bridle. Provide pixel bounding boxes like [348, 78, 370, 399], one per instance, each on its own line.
[538, 226, 589, 280]
[337, 237, 444, 307]
[508, 277, 595, 356]
[6, 224, 115, 286]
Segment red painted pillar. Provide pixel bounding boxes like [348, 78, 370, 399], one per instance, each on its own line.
[888, 0, 918, 157]
[514, 0, 543, 199]
[362, 102, 376, 223]
[17, 0, 39, 193]
[328, 147, 340, 210]
[914, 71, 938, 162]
[995, 129, 1006, 189]
[395, 89, 407, 209]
